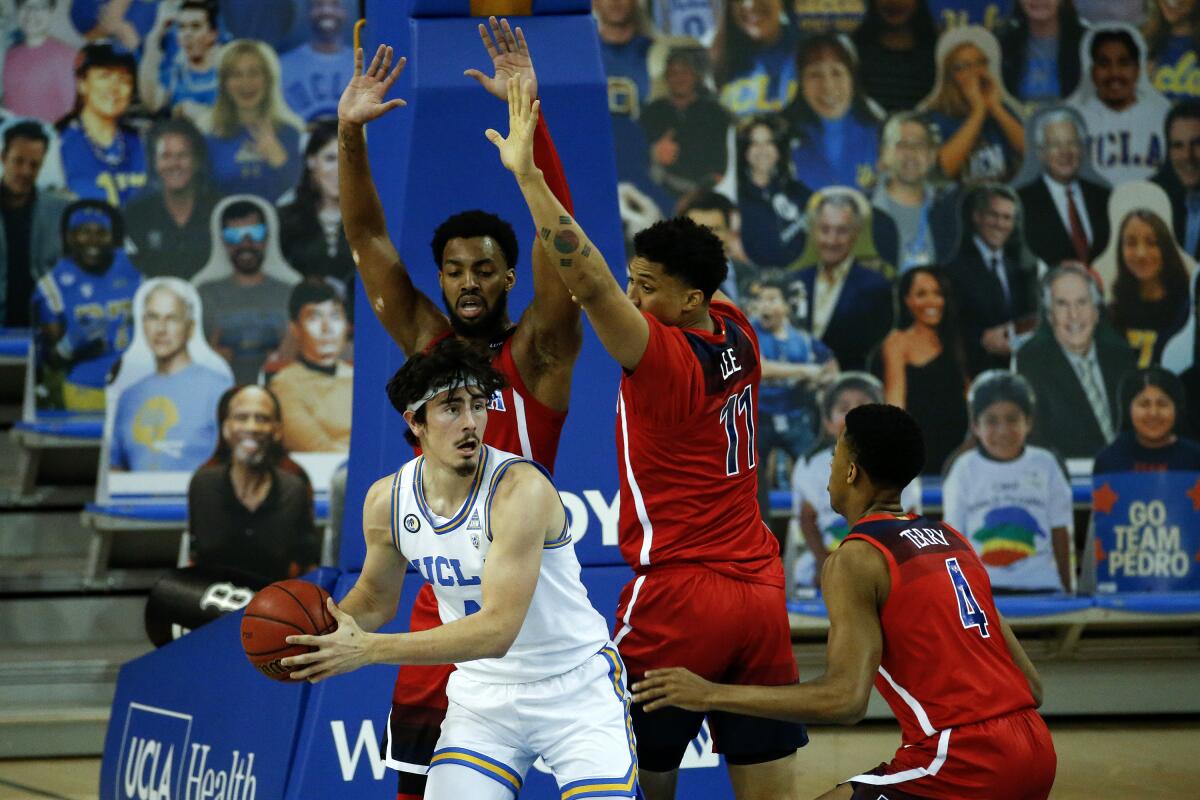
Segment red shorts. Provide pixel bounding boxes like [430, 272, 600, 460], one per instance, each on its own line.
[385, 584, 452, 773]
[614, 564, 805, 769]
[848, 707, 1056, 799]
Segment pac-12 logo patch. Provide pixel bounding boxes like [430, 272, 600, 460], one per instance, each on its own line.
[403, 514, 420, 533]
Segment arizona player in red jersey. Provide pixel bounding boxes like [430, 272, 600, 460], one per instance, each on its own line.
[491, 79, 805, 799]
[632, 404, 1057, 800]
[337, 21, 581, 799]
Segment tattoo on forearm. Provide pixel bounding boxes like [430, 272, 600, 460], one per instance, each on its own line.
[553, 229, 580, 254]
[540, 227, 551, 240]
[339, 125, 366, 157]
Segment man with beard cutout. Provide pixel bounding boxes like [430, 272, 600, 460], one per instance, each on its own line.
[188, 384, 319, 582]
[336, 20, 582, 799]
[32, 199, 139, 411]
[198, 199, 293, 384]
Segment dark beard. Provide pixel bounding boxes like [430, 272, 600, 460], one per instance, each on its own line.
[443, 290, 509, 343]
[231, 252, 264, 275]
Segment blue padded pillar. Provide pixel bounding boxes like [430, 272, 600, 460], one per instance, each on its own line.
[343, 1, 624, 569]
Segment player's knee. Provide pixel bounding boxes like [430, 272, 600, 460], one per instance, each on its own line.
[635, 767, 678, 800]
[727, 751, 800, 800]
[814, 784, 854, 800]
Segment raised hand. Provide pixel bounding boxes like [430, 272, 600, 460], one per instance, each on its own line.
[464, 16, 538, 102]
[338, 44, 407, 126]
[486, 78, 540, 179]
[960, 71, 987, 113]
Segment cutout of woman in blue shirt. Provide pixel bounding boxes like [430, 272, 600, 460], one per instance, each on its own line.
[784, 34, 884, 192]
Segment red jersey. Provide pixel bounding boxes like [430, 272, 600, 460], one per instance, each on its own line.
[615, 301, 781, 586]
[845, 514, 1036, 746]
[425, 329, 565, 469]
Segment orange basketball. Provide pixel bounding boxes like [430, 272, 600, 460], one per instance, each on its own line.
[240, 579, 337, 681]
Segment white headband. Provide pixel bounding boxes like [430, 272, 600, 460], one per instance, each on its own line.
[405, 378, 482, 413]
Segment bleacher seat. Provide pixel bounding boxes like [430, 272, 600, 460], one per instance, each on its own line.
[13, 417, 103, 440]
[84, 497, 330, 526]
[0, 328, 29, 363]
[7, 415, 102, 507]
[1092, 592, 1200, 614]
[767, 472, 1094, 517]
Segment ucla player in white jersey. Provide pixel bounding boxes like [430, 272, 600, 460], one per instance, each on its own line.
[282, 338, 638, 799]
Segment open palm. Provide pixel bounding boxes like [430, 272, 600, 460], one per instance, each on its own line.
[338, 44, 407, 125]
[465, 16, 538, 101]
[487, 78, 539, 179]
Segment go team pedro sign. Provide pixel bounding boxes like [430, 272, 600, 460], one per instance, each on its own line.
[1092, 471, 1200, 593]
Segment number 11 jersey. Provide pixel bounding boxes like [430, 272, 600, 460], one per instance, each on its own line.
[845, 514, 1036, 746]
[615, 300, 782, 587]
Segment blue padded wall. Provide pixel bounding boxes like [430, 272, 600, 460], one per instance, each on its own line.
[344, 2, 628, 570]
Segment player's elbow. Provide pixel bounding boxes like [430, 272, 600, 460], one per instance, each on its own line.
[830, 682, 872, 725]
[1027, 676, 1044, 709]
[837, 697, 870, 726]
[480, 613, 522, 659]
[484, 632, 517, 660]
[564, 271, 604, 306]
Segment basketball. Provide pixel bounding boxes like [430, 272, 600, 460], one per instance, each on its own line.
[240, 580, 338, 681]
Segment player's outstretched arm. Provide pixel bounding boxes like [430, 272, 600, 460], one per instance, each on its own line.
[339, 39, 450, 355]
[282, 476, 407, 682]
[631, 541, 885, 724]
[466, 17, 582, 409]
[489, 79, 649, 371]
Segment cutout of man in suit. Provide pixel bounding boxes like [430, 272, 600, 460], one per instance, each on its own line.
[791, 192, 894, 371]
[1015, 264, 1138, 459]
[945, 184, 1038, 376]
[1018, 108, 1110, 267]
[1151, 100, 1200, 259]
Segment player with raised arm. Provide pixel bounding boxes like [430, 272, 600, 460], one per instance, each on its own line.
[282, 339, 637, 800]
[630, 404, 1057, 800]
[489, 79, 806, 800]
[337, 20, 582, 797]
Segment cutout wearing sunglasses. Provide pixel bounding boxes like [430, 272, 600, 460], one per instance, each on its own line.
[222, 223, 267, 245]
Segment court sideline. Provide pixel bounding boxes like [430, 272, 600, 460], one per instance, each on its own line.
[0, 718, 1194, 798]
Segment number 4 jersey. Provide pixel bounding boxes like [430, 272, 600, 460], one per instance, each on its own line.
[615, 300, 782, 586]
[845, 514, 1037, 746]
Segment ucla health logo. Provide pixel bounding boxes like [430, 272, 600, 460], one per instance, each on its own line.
[116, 702, 258, 799]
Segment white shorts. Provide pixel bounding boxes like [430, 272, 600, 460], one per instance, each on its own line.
[427, 644, 638, 799]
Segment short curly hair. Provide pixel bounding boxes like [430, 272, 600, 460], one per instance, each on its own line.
[632, 216, 728, 300]
[386, 338, 507, 447]
[843, 404, 925, 489]
[430, 210, 519, 272]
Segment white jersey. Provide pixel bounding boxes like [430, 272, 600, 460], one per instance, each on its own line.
[389, 446, 610, 684]
[941, 446, 1073, 592]
[1073, 94, 1169, 185]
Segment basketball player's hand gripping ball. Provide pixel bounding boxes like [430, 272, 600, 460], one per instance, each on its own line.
[279, 597, 373, 683]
